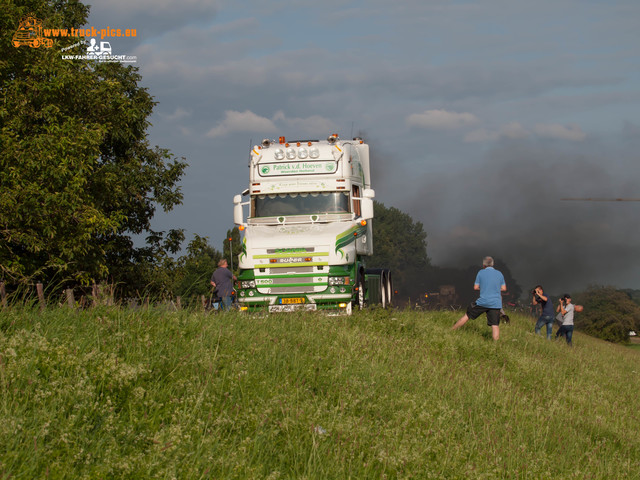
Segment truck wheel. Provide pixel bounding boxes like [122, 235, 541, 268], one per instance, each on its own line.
[357, 277, 366, 310]
[380, 276, 387, 309]
[385, 271, 393, 307]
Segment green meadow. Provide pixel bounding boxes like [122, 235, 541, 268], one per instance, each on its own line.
[1, 307, 639, 479]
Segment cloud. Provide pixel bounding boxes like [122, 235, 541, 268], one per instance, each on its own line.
[533, 123, 586, 141]
[206, 110, 336, 138]
[88, 0, 219, 41]
[273, 111, 337, 136]
[464, 128, 499, 143]
[399, 137, 640, 293]
[465, 122, 529, 143]
[206, 110, 278, 138]
[159, 107, 191, 121]
[406, 109, 479, 129]
[500, 122, 529, 139]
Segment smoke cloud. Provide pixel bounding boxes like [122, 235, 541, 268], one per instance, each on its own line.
[394, 135, 640, 296]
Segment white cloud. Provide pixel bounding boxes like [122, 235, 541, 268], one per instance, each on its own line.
[206, 110, 278, 137]
[160, 107, 190, 121]
[406, 109, 478, 129]
[274, 111, 336, 136]
[500, 122, 529, 139]
[464, 128, 498, 143]
[464, 122, 531, 143]
[533, 123, 586, 141]
[206, 110, 335, 138]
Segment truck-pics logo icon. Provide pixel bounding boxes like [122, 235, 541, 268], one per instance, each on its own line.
[12, 15, 53, 48]
[86, 38, 112, 58]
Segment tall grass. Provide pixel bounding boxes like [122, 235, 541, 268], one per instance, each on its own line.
[1, 306, 639, 479]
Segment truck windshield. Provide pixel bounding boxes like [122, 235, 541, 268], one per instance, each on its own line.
[252, 192, 350, 217]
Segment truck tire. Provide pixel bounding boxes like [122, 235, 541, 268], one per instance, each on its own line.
[357, 276, 366, 310]
[380, 275, 387, 309]
[385, 271, 393, 307]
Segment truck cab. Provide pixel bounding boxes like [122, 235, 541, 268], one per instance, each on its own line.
[233, 134, 391, 313]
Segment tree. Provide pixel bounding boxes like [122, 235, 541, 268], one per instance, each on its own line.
[222, 226, 243, 275]
[367, 201, 430, 301]
[0, 2, 186, 289]
[173, 235, 221, 299]
[575, 286, 640, 343]
[621, 289, 640, 307]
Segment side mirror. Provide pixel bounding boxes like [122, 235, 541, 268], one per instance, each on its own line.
[233, 194, 244, 225]
[361, 189, 375, 220]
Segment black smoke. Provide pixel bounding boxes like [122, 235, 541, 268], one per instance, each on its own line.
[401, 134, 640, 296]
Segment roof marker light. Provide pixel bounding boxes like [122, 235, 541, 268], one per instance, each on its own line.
[279, 136, 286, 144]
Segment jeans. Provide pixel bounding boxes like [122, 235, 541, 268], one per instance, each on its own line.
[535, 314, 554, 339]
[556, 325, 574, 346]
[221, 296, 233, 310]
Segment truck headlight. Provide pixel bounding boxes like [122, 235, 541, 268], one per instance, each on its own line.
[298, 147, 308, 159]
[241, 280, 256, 288]
[274, 148, 285, 160]
[328, 276, 350, 286]
[309, 147, 320, 159]
[286, 148, 296, 159]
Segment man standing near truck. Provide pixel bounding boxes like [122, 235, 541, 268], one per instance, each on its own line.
[452, 256, 507, 341]
[210, 259, 236, 310]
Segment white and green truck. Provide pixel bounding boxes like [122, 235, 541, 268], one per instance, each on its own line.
[233, 134, 392, 313]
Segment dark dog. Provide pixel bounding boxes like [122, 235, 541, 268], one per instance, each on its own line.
[500, 311, 510, 324]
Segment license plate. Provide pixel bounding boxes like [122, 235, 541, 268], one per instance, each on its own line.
[280, 297, 305, 304]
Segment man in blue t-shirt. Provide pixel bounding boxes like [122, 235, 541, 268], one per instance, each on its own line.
[452, 256, 507, 341]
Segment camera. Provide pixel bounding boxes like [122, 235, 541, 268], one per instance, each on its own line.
[531, 288, 543, 303]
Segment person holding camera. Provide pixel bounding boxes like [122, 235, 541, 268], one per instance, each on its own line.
[452, 256, 507, 341]
[532, 285, 554, 339]
[555, 294, 575, 346]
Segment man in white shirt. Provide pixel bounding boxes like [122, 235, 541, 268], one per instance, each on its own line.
[555, 294, 575, 346]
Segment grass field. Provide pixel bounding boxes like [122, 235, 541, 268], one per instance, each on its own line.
[1, 306, 639, 479]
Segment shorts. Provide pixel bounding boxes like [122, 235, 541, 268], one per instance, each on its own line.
[466, 302, 501, 326]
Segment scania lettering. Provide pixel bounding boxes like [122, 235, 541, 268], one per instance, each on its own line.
[233, 134, 392, 313]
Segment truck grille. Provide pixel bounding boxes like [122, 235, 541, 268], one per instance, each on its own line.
[255, 266, 326, 294]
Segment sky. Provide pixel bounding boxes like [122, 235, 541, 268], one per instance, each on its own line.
[87, 0, 640, 295]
